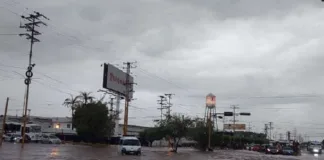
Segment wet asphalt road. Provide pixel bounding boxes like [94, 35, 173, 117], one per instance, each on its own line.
[0, 142, 322, 160]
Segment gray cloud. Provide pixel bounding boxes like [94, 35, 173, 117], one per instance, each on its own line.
[1, 0, 324, 140]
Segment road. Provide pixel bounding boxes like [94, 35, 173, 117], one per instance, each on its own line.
[0, 143, 322, 160]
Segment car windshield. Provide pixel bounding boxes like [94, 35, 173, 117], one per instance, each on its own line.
[313, 145, 321, 148]
[122, 139, 140, 146]
[283, 147, 292, 150]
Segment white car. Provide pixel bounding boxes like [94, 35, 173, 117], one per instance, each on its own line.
[118, 136, 141, 155]
[3, 133, 20, 142]
[41, 135, 61, 144]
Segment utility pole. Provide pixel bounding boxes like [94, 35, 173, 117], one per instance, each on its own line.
[109, 96, 115, 116]
[248, 122, 252, 132]
[0, 97, 9, 146]
[279, 133, 283, 140]
[157, 95, 166, 122]
[230, 105, 239, 133]
[122, 62, 136, 136]
[20, 11, 49, 149]
[269, 122, 273, 141]
[208, 109, 213, 151]
[164, 93, 174, 150]
[264, 124, 268, 139]
[164, 93, 174, 120]
[293, 128, 297, 141]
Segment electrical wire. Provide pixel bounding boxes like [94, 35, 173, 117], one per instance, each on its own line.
[0, 33, 18, 35]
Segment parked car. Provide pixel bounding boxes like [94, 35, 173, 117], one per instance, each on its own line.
[7, 134, 21, 142]
[3, 133, 18, 142]
[260, 144, 271, 152]
[15, 135, 31, 143]
[309, 144, 322, 154]
[282, 146, 294, 155]
[3, 133, 13, 142]
[246, 144, 253, 151]
[41, 135, 61, 144]
[118, 136, 141, 155]
[252, 145, 261, 152]
[266, 146, 279, 154]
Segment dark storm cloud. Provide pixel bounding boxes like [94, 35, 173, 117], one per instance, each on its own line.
[170, 0, 321, 19]
[1, 0, 324, 134]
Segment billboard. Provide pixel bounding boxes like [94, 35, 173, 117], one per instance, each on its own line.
[223, 124, 246, 130]
[102, 63, 133, 99]
[206, 93, 216, 108]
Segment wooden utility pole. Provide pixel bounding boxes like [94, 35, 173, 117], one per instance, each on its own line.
[109, 96, 115, 116]
[0, 97, 9, 146]
[208, 109, 212, 150]
[122, 62, 136, 136]
[269, 122, 273, 140]
[231, 105, 239, 133]
[20, 11, 49, 148]
[157, 95, 166, 122]
[164, 93, 174, 120]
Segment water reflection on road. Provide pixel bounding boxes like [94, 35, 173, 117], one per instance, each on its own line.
[0, 143, 322, 160]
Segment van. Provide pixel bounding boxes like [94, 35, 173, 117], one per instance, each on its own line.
[118, 136, 141, 155]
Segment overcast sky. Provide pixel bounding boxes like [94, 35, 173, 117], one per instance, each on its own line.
[1, 0, 324, 141]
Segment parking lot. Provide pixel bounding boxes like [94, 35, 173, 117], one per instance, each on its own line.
[0, 143, 322, 160]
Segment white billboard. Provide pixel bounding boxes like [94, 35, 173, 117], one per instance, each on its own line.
[102, 63, 133, 100]
[223, 124, 246, 130]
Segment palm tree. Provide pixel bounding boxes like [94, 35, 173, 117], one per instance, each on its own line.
[78, 91, 95, 105]
[63, 94, 80, 130]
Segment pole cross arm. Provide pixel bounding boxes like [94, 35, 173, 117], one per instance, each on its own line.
[239, 112, 251, 116]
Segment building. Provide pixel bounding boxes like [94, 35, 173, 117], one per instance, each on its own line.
[116, 124, 150, 137]
[0, 115, 150, 137]
[42, 117, 76, 135]
[0, 115, 76, 135]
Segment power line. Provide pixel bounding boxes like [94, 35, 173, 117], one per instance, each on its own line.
[0, 63, 78, 93]
[137, 67, 189, 91]
[0, 33, 18, 35]
[0, 1, 120, 63]
[33, 80, 71, 95]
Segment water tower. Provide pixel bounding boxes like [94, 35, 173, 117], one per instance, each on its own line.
[204, 93, 216, 129]
[204, 93, 216, 151]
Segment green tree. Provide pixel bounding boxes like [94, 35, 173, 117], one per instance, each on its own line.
[159, 114, 193, 152]
[187, 118, 209, 151]
[139, 127, 165, 147]
[78, 91, 95, 105]
[73, 101, 115, 142]
[63, 94, 80, 129]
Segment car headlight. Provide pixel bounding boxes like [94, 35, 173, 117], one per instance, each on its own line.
[313, 149, 319, 152]
[122, 147, 126, 151]
[137, 148, 141, 151]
